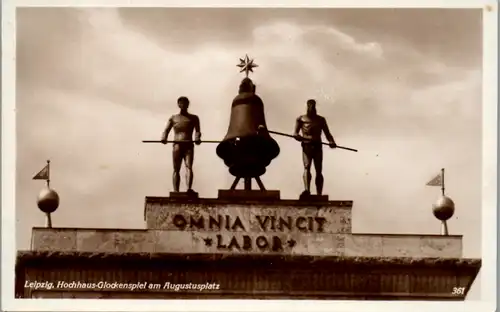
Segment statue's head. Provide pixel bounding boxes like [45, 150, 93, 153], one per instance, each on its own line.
[177, 96, 190, 110]
[306, 99, 317, 116]
[239, 78, 256, 94]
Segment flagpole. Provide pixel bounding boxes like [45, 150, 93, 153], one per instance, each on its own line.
[440, 168, 445, 196]
[46, 160, 51, 188]
[34, 159, 59, 229]
[441, 168, 448, 235]
[45, 159, 52, 229]
[441, 221, 449, 236]
[46, 213, 53, 228]
[46, 160, 52, 227]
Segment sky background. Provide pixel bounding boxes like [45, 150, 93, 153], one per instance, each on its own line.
[16, 8, 483, 298]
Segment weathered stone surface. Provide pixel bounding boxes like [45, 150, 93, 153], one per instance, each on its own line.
[16, 251, 481, 300]
[145, 203, 352, 234]
[20, 195, 478, 301]
[76, 230, 156, 253]
[31, 229, 462, 258]
[344, 235, 384, 257]
[29, 229, 156, 253]
[31, 228, 77, 251]
[419, 236, 462, 257]
[345, 234, 462, 258]
[76, 231, 116, 252]
[381, 235, 462, 258]
[154, 231, 204, 253]
[144, 198, 353, 228]
[16, 250, 482, 268]
[113, 231, 157, 253]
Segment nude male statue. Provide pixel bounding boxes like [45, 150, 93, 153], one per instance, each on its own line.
[161, 96, 201, 193]
[293, 99, 336, 197]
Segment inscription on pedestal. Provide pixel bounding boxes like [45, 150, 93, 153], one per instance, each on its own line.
[144, 199, 351, 256]
[145, 202, 352, 234]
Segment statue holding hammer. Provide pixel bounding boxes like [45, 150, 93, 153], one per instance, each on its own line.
[293, 99, 336, 197]
[161, 96, 201, 194]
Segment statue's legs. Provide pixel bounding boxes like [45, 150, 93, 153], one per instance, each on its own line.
[313, 148, 324, 195]
[302, 146, 313, 195]
[184, 145, 194, 191]
[172, 144, 183, 192]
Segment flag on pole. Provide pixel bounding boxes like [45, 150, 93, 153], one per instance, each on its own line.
[426, 172, 443, 187]
[33, 163, 50, 181]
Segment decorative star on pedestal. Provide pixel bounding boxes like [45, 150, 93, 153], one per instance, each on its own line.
[203, 237, 213, 247]
[237, 54, 258, 77]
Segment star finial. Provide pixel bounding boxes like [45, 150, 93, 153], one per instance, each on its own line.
[237, 54, 258, 78]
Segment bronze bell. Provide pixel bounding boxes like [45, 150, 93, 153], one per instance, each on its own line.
[216, 78, 280, 178]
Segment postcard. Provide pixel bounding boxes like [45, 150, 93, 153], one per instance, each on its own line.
[2, 0, 497, 311]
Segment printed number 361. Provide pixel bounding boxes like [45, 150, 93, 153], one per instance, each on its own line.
[452, 287, 466, 295]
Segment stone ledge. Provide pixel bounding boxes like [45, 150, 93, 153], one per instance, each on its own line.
[16, 252, 480, 300]
[31, 228, 463, 258]
[16, 250, 481, 269]
[30, 228, 462, 238]
[345, 234, 463, 258]
[145, 196, 353, 207]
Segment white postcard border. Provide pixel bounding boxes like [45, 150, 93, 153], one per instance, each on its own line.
[2, 0, 498, 311]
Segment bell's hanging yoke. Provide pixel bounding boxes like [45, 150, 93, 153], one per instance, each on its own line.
[216, 78, 280, 178]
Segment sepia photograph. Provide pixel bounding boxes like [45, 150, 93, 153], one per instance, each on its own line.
[2, 0, 498, 311]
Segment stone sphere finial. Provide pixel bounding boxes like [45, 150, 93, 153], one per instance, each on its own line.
[37, 188, 60, 214]
[432, 195, 455, 221]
